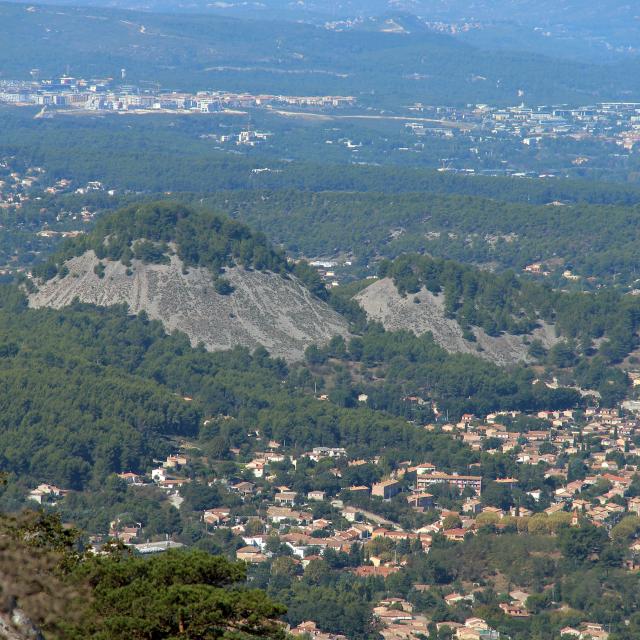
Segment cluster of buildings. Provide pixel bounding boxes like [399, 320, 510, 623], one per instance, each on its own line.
[203, 405, 640, 637]
[26, 399, 640, 638]
[0, 77, 356, 115]
[0, 160, 110, 272]
[202, 129, 273, 147]
[0, 159, 108, 219]
[373, 603, 501, 640]
[302, 259, 354, 289]
[424, 407, 640, 533]
[28, 483, 67, 505]
[400, 101, 640, 177]
[0, 159, 45, 210]
[290, 620, 347, 639]
[406, 101, 640, 151]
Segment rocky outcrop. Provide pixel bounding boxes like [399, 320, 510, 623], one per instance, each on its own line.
[29, 251, 349, 362]
[354, 277, 558, 366]
[0, 607, 43, 640]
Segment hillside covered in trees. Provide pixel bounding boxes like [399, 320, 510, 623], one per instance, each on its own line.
[0, 289, 473, 491]
[194, 190, 640, 286]
[0, 275, 588, 497]
[374, 253, 640, 366]
[23, 186, 640, 289]
[32, 201, 289, 284]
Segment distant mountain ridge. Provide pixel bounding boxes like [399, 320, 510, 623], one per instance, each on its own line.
[5, 0, 634, 65]
[1, 1, 639, 104]
[9, 0, 630, 23]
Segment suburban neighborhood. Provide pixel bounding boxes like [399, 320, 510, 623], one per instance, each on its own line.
[25, 400, 640, 640]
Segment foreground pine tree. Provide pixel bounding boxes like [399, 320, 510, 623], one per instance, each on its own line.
[0, 511, 287, 640]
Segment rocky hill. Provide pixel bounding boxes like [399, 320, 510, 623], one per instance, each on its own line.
[355, 277, 558, 366]
[29, 251, 348, 361]
[28, 202, 350, 361]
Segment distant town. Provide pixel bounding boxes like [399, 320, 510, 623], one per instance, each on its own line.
[29, 401, 640, 640]
[2, 76, 640, 155]
[405, 101, 640, 160]
[3, 75, 640, 185]
[0, 75, 356, 115]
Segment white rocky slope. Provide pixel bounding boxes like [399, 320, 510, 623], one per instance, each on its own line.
[29, 251, 349, 361]
[355, 277, 558, 366]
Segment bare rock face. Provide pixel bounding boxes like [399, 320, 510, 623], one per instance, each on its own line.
[0, 608, 43, 640]
[29, 251, 349, 362]
[355, 278, 558, 367]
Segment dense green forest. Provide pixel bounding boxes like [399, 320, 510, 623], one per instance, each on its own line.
[306, 329, 590, 418]
[0, 289, 486, 491]
[4, 108, 640, 199]
[0, 276, 588, 495]
[191, 190, 640, 284]
[11, 183, 640, 286]
[31, 201, 290, 287]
